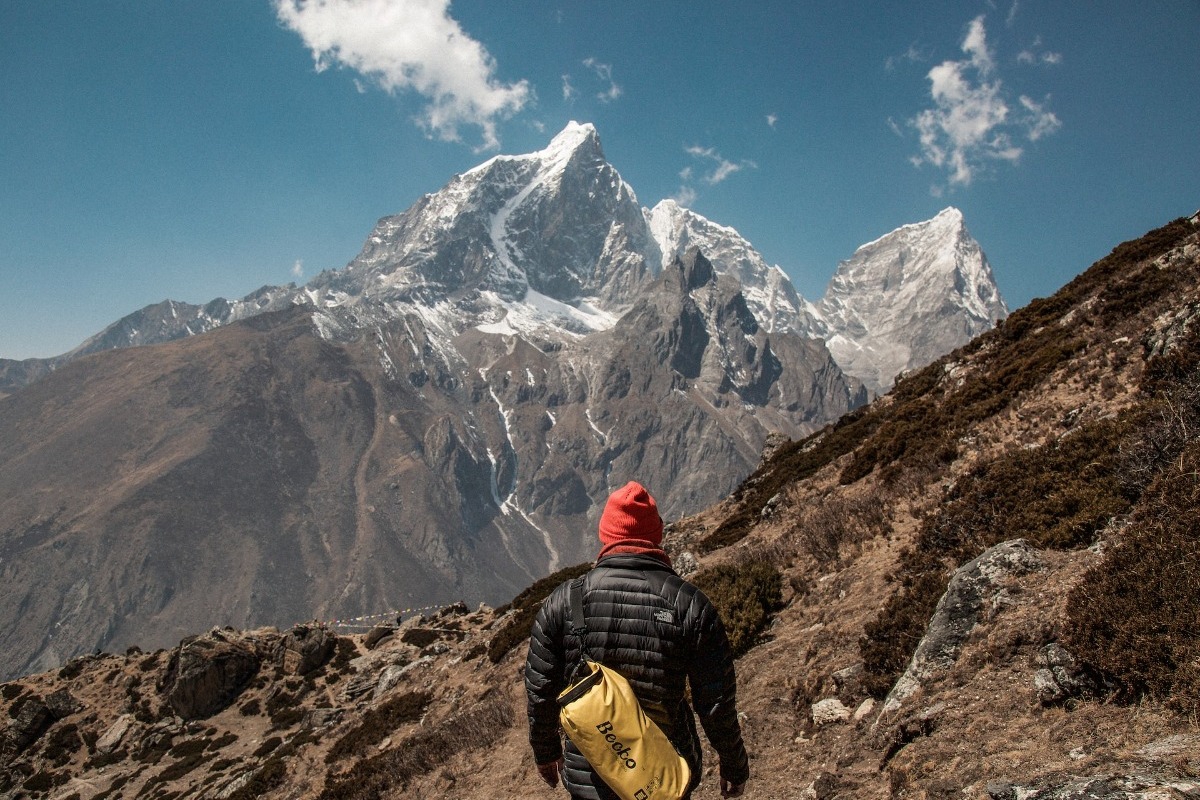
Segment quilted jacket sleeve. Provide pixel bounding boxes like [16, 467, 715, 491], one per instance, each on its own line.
[685, 588, 750, 785]
[524, 588, 568, 766]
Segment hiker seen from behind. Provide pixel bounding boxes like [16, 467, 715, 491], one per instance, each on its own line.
[525, 480, 750, 799]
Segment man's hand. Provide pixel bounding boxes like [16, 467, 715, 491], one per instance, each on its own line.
[536, 757, 563, 788]
[721, 778, 747, 798]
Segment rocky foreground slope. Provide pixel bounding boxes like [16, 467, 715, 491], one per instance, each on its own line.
[2, 215, 1196, 799]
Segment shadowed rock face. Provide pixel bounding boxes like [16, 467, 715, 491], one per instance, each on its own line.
[160, 636, 261, 720]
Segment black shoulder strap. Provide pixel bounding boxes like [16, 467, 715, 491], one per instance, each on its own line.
[567, 576, 593, 677]
[569, 576, 588, 638]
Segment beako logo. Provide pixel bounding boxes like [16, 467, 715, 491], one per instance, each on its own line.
[594, 721, 636, 769]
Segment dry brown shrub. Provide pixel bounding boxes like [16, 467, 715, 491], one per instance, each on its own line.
[1066, 440, 1200, 714]
[785, 490, 892, 566]
[487, 561, 591, 664]
[691, 560, 784, 658]
[325, 690, 430, 763]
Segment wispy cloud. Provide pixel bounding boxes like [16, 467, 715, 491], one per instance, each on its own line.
[1019, 95, 1062, 141]
[582, 58, 622, 103]
[1017, 37, 1063, 66]
[886, 43, 928, 72]
[766, 113, 778, 128]
[907, 15, 1061, 188]
[291, 259, 304, 279]
[670, 185, 698, 207]
[684, 145, 755, 185]
[561, 74, 576, 102]
[1006, 1, 1021, 28]
[273, 0, 530, 151]
[670, 144, 755, 207]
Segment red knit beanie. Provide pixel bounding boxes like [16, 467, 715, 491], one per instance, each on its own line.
[598, 481, 663, 547]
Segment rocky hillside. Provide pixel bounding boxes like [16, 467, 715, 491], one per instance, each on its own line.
[3, 213, 1196, 799]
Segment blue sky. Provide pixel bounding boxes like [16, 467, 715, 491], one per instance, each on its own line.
[2, 1, 1197, 360]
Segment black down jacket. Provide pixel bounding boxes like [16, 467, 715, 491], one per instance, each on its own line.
[525, 554, 750, 799]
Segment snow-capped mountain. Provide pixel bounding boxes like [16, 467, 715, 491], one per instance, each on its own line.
[1, 125, 1005, 404]
[806, 207, 1009, 395]
[317, 122, 660, 326]
[0, 123, 867, 679]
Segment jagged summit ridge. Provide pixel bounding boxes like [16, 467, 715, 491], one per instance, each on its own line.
[3, 124, 1004, 401]
[647, 199, 815, 336]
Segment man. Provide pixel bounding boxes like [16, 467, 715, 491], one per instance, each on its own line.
[525, 481, 750, 799]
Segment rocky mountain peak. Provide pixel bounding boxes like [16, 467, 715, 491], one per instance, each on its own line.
[809, 206, 1008, 395]
[538, 119, 605, 166]
[678, 245, 718, 291]
[321, 120, 654, 321]
[647, 199, 813, 336]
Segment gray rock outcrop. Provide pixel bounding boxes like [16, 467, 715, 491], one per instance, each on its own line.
[276, 624, 336, 676]
[883, 539, 1043, 714]
[159, 633, 261, 719]
[1034, 643, 1106, 705]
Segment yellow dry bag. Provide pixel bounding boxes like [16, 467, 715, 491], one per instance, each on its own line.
[556, 576, 691, 800]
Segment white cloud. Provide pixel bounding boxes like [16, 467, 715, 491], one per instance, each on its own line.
[274, 0, 530, 151]
[886, 43, 927, 72]
[766, 113, 778, 128]
[582, 58, 622, 103]
[907, 15, 1061, 188]
[961, 16, 995, 75]
[1006, 0, 1020, 28]
[1019, 95, 1062, 141]
[672, 143, 755, 206]
[561, 74, 576, 101]
[1017, 36, 1063, 66]
[670, 185, 698, 207]
[684, 145, 754, 185]
[292, 259, 304, 279]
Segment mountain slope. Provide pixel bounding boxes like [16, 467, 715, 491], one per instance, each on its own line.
[0, 255, 861, 681]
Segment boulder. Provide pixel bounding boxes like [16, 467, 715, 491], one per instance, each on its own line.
[159, 634, 260, 719]
[993, 774, 1200, 800]
[276, 624, 337, 676]
[883, 539, 1043, 714]
[96, 714, 134, 754]
[364, 625, 396, 650]
[810, 698, 851, 727]
[852, 698, 875, 723]
[1033, 643, 1105, 705]
[3, 696, 53, 755]
[45, 689, 81, 720]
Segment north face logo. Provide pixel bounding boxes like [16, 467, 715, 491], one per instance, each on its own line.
[654, 609, 674, 624]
